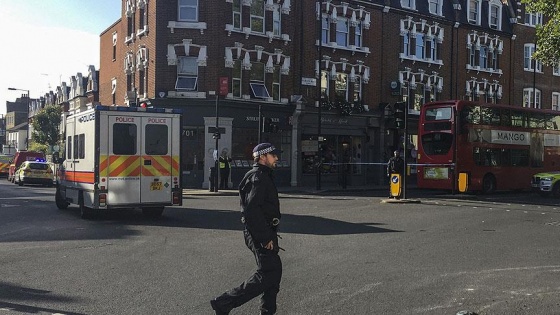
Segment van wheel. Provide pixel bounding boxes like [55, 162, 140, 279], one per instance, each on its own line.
[482, 174, 496, 194]
[142, 207, 164, 218]
[55, 188, 69, 210]
[80, 202, 94, 219]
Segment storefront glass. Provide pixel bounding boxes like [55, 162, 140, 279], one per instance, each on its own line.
[301, 135, 363, 175]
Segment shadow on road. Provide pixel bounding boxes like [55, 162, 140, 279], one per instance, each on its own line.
[0, 281, 86, 315]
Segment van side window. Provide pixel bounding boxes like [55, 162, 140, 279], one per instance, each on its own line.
[73, 136, 79, 159]
[145, 125, 168, 155]
[67, 136, 72, 159]
[113, 123, 137, 155]
[79, 134, 85, 159]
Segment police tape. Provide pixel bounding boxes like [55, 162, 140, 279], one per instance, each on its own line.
[316, 162, 455, 167]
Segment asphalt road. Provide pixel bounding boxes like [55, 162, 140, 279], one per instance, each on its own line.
[1, 180, 560, 314]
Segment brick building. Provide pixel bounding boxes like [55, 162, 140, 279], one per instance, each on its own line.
[97, 0, 560, 189]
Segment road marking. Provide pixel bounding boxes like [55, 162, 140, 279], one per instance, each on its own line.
[0, 204, 17, 208]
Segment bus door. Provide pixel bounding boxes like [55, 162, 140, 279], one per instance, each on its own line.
[140, 116, 173, 204]
[106, 115, 141, 205]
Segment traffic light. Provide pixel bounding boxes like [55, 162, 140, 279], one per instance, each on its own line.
[394, 102, 406, 129]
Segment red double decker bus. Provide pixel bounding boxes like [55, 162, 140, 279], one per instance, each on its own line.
[417, 100, 560, 193]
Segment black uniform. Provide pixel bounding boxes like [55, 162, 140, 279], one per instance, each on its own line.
[387, 154, 405, 198]
[212, 163, 282, 315]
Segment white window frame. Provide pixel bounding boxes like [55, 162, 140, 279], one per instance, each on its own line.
[488, 1, 502, 30]
[553, 92, 560, 111]
[469, 47, 476, 67]
[525, 12, 543, 27]
[401, 0, 416, 10]
[335, 18, 349, 47]
[479, 46, 488, 69]
[428, 0, 442, 16]
[353, 76, 362, 102]
[272, 66, 281, 101]
[176, 56, 198, 91]
[320, 70, 329, 98]
[250, 0, 265, 34]
[523, 88, 541, 108]
[524, 44, 542, 72]
[468, 0, 481, 25]
[178, 0, 198, 22]
[232, 60, 242, 98]
[403, 32, 411, 57]
[426, 37, 437, 61]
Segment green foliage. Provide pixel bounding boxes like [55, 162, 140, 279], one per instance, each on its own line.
[31, 105, 62, 148]
[28, 142, 48, 155]
[521, 0, 560, 66]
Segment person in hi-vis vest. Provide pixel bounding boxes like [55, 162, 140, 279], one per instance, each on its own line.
[219, 149, 232, 189]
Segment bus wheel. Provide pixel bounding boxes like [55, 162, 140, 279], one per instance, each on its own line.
[142, 207, 164, 218]
[482, 174, 496, 194]
[55, 187, 69, 210]
[552, 184, 560, 198]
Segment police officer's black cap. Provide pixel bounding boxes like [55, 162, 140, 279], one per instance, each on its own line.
[253, 143, 282, 157]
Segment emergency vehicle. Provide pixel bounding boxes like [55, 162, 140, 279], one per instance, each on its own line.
[0, 154, 13, 177]
[7, 151, 45, 182]
[54, 105, 182, 219]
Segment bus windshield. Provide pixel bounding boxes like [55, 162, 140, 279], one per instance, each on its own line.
[425, 107, 452, 121]
[421, 132, 453, 155]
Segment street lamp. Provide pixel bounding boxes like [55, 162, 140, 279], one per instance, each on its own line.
[8, 87, 30, 150]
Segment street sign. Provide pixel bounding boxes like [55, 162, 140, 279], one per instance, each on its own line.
[301, 77, 317, 86]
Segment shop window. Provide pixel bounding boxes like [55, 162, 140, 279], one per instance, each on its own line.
[301, 135, 363, 175]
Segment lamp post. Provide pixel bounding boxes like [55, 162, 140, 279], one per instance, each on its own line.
[316, 0, 324, 191]
[8, 87, 30, 150]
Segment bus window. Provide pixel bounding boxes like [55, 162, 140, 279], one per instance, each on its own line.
[510, 149, 529, 166]
[500, 109, 511, 126]
[421, 133, 453, 155]
[529, 114, 546, 129]
[425, 107, 452, 121]
[481, 107, 500, 125]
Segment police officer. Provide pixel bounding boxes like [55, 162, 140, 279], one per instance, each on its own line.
[211, 143, 283, 315]
[219, 149, 232, 189]
[387, 150, 405, 198]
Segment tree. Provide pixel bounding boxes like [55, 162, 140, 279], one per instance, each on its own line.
[31, 105, 62, 152]
[521, 0, 560, 66]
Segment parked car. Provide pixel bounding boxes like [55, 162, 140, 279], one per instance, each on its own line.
[531, 171, 560, 197]
[14, 160, 54, 187]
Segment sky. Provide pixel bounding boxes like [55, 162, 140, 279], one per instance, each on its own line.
[0, 0, 122, 115]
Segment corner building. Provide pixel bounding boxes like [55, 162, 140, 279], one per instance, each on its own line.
[99, 0, 560, 189]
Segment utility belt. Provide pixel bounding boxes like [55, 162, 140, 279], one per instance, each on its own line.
[241, 215, 280, 227]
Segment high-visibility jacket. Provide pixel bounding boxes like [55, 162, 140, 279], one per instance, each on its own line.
[219, 156, 231, 169]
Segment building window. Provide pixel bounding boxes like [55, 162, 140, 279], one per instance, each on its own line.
[353, 76, 362, 102]
[273, 5, 281, 36]
[403, 32, 411, 56]
[468, 0, 481, 25]
[553, 93, 560, 111]
[250, 62, 269, 98]
[523, 88, 541, 108]
[554, 63, 560, 76]
[489, 1, 502, 30]
[336, 19, 349, 47]
[232, 60, 242, 97]
[139, 6, 146, 31]
[524, 12, 543, 26]
[178, 0, 198, 22]
[321, 14, 330, 44]
[354, 22, 362, 47]
[335, 73, 348, 101]
[428, 0, 442, 15]
[415, 33, 425, 59]
[524, 44, 542, 72]
[426, 37, 437, 61]
[250, 0, 265, 33]
[413, 83, 426, 111]
[272, 66, 281, 101]
[320, 70, 329, 98]
[479, 46, 488, 69]
[176, 56, 198, 91]
[233, 0, 242, 29]
[401, 0, 415, 10]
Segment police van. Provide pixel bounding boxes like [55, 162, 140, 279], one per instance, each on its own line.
[55, 105, 182, 219]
